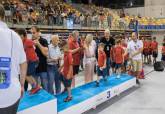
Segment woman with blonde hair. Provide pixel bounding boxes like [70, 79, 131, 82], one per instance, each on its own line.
[83, 34, 96, 83]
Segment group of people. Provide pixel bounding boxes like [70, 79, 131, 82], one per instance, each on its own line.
[16, 25, 147, 103]
[1, 2, 165, 114]
[1, 0, 80, 25]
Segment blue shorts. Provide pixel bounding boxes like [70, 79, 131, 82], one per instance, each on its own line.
[27, 61, 38, 76]
[115, 63, 122, 69]
[97, 66, 106, 77]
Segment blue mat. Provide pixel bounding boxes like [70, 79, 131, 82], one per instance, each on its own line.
[56, 74, 134, 112]
[18, 90, 55, 112]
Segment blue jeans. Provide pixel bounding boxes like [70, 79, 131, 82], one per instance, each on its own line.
[106, 57, 111, 76]
[47, 65, 61, 94]
[35, 72, 49, 92]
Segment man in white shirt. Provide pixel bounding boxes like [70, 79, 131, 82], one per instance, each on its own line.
[0, 4, 27, 114]
[127, 32, 143, 84]
[47, 35, 62, 95]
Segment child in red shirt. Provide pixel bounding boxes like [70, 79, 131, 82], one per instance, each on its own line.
[151, 37, 158, 64]
[121, 39, 129, 73]
[113, 39, 124, 78]
[161, 43, 165, 63]
[143, 38, 148, 64]
[148, 38, 152, 64]
[60, 40, 73, 102]
[17, 28, 40, 95]
[96, 43, 107, 87]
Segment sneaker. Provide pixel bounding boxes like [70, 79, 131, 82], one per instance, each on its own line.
[116, 75, 120, 79]
[30, 86, 41, 95]
[96, 81, 100, 87]
[136, 79, 140, 85]
[64, 96, 72, 102]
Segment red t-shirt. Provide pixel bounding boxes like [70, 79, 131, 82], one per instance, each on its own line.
[68, 38, 80, 65]
[98, 50, 106, 67]
[143, 41, 149, 52]
[151, 41, 158, 51]
[62, 51, 73, 79]
[23, 38, 38, 62]
[114, 45, 124, 64]
[162, 46, 165, 55]
[148, 41, 152, 51]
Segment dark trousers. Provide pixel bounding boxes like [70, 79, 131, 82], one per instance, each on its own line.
[0, 99, 20, 114]
[24, 80, 28, 91]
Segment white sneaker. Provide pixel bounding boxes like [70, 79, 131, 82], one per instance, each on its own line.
[117, 75, 120, 79]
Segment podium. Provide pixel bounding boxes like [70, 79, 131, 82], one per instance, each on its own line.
[17, 74, 136, 114]
[17, 90, 57, 114]
[57, 74, 136, 114]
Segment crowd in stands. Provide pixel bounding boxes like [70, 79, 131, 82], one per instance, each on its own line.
[1, 0, 165, 29]
[2, 0, 81, 25]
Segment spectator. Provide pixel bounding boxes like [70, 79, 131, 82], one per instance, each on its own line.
[47, 35, 62, 95]
[3, 1, 11, 22]
[83, 34, 96, 83]
[127, 32, 143, 85]
[68, 30, 81, 88]
[101, 29, 115, 77]
[17, 28, 41, 94]
[31, 26, 49, 92]
[80, 14, 84, 27]
[0, 4, 27, 114]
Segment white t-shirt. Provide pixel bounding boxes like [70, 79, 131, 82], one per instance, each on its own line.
[127, 40, 143, 60]
[0, 21, 26, 108]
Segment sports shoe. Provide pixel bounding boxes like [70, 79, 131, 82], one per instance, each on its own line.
[96, 81, 100, 87]
[30, 85, 41, 95]
[116, 75, 120, 79]
[64, 96, 72, 102]
[136, 79, 140, 85]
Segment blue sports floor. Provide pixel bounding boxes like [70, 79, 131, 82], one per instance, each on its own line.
[18, 74, 134, 112]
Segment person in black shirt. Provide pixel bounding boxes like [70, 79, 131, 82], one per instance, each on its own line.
[31, 26, 49, 92]
[101, 29, 115, 77]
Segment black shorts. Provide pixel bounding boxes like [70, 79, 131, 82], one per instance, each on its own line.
[73, 65, 79, 75]
[152, 51, 158, 58]
[143, 50, 148, 56]
[148, 50, 152, 55]
[111, 62, 116, 68]
[161, 55, 165, 61]
[97, 66, 106, 77]
[0, 99, 20, 114]
[124, 60, 128, 67]
[60, 75, 72, 88]
[27, 61, 38, 76]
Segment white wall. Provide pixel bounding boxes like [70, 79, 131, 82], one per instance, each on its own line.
[124, 0, 165, 18]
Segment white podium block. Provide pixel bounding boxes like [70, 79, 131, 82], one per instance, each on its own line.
[17, 90, 57, 114]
